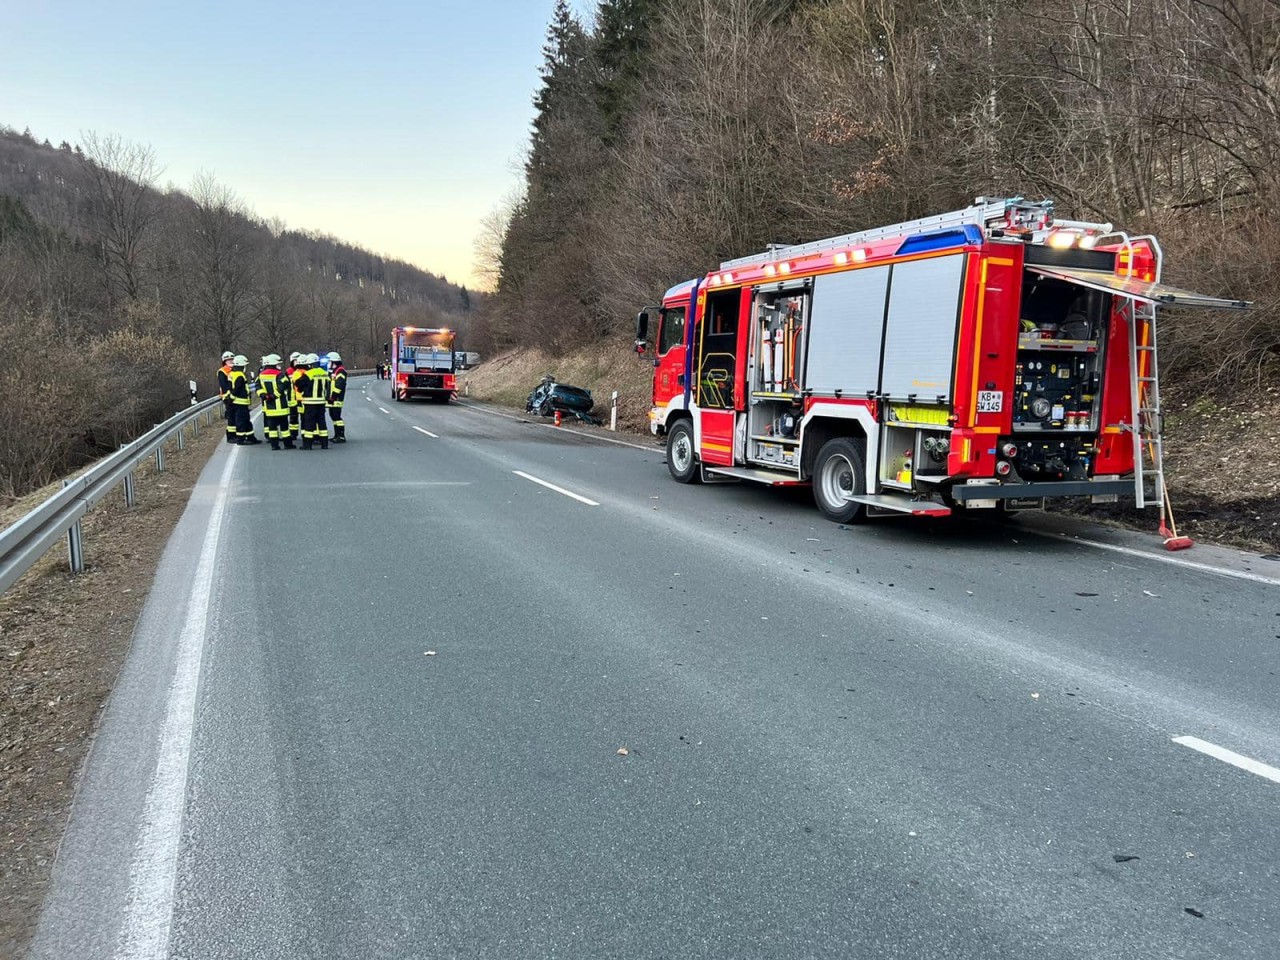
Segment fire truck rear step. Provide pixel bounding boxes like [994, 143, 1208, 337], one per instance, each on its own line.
[845, 494, 952, 517]
[703, 466, 807, 486]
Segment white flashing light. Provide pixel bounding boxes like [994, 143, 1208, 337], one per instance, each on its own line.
[723, 272, 735, 284]
[778, 262, 791, 275]
[852, 248, 868, 262]
[1078, 235, 1098, 249]
[834, 252, 849, 266]
[764, 264, 777, 277]
[1047, 231, 1076, 250]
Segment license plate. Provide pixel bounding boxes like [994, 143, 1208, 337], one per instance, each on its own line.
[977, 390, 1003, 413]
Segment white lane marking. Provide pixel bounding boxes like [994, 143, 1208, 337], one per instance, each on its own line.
[1172, 736, 1280, 784]
[413, 426, 439, 438]
[378, 406, 391, 414]
[365, 396, 372, 402]
[116, 446, 239, 960]
[512, 470, 600, 506]
[453, 400, 658, 452]
[1046, 533, 1280, 588]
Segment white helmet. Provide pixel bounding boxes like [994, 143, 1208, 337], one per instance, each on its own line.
[263, 353, 282, 365]
[289, 351, 301, 362]
[221, 351, 235, 362]
[327, 351, 342, 363]
[232, 354, 248, 367]
[307, 353, 321, 364]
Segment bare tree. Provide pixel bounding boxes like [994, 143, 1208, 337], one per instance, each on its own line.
[183, 172, 259, 352]
[78, 131, 161, 307]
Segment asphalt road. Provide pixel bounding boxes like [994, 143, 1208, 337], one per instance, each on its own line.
[31, 376, 1280, 959]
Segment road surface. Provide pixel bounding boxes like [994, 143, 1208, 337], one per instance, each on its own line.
[31, 377, 1280, 959]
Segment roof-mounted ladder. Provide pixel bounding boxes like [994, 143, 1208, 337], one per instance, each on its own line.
[719, 197, 1055, 270]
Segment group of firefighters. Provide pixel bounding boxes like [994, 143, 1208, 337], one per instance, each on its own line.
[216, 351, 347, 450]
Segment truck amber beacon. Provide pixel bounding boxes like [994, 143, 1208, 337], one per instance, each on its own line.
[636, 197, 1248, 523]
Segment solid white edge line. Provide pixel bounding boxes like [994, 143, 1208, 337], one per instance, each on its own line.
[1172, 736, 1280, 784]
[1046, 533, 1280, 587]
[512, 470, 600, 506]
[115, 446, 239, 959]
[413, 426, 439, 438]
[378, 406, 391, 414]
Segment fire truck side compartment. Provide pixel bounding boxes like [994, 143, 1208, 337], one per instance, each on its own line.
[805, 266, 889, 396]
[879, 254, 966, 402]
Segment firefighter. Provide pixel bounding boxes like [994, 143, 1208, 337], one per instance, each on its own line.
[227, 355, 260, 444]
[296, 353, 331, 450]
[287, 351, 304, 444]
[217, 351, 236, 443]
[326, 351, 347, 442]
[257, 354, 295, 450]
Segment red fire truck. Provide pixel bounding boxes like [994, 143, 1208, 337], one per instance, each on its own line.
[636, 197, 1248, 522]
[390, 326, 457, 403]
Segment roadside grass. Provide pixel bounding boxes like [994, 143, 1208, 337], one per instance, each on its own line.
[0, 422, 222, 960]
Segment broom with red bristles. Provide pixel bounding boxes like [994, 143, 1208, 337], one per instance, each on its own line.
[1157, 478, 1194, 551]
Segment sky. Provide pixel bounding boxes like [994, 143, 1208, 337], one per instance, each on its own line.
[2, 0, 588, 288]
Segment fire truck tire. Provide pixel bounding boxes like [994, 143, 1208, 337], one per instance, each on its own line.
[813, 437, 867, 524]
[666, 420, 700, 484]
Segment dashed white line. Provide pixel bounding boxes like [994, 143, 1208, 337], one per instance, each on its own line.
[413, 426, 439, 438]
[378, 406, 391, 415]
[115, 447, 238, 959]
[1173, 736, 1280, 784]
[512, 470, 600, 506]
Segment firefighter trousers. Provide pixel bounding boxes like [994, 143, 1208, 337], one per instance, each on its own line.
[301, 405, 328, 449]
[327, 404, 345, 441]
[223, 399, 237, 442]
[234, 405, 255, 442]
[264, 413, 292, 448]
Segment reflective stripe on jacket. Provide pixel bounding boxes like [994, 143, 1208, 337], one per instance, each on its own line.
[217, 364, 232, 400]
[227, 369, 251, 406]
[299, 367, 331, 404]
[257, 368, 290, 416]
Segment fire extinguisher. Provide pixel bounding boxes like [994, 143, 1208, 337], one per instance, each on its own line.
[554, 410, 562, 427]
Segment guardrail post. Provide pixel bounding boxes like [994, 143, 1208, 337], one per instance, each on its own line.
[63, 480, 85, 574]
[610, 391, 618, 431]
[177, 424, 186, 451]
[154, 426, 165, 473]
[124, 472, 136, 507]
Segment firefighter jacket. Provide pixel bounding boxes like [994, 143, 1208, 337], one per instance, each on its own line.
[227, 369, 251, 406]
[284, 367, 301, 409]
[217, 363, 232, 400]
[257, 367, 291, 416]
[328, 366, 347, 407]
[297, 367, 331, 405]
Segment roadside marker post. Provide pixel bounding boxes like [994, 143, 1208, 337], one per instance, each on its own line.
[611, 391, 618, 431]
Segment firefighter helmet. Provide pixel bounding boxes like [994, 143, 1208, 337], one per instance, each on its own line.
[232, 354, 248, 367]
[221, 351, 234, 361]
[263, 353, 282, 366]
[327, 351, 342, 363]
[289, 351, 301, 362]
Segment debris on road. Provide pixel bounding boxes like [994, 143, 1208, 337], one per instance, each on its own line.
[616, 746, 630, 756]
[1112, 854, 1140, 863]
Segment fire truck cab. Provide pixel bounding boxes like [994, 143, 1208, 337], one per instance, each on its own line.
[638, 197, 1247, 522]
[391, 326, 457, 403]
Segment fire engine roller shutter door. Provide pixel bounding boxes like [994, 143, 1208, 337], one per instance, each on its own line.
[805, 265, 890, 396]
[879, 253, 966, 402]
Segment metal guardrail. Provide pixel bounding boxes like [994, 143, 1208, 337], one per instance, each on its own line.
[0, 397, 222, 595]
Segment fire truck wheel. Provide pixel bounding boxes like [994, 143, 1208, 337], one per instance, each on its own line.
[813, 437, 867, 523]
[666, 420, 700, 484]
